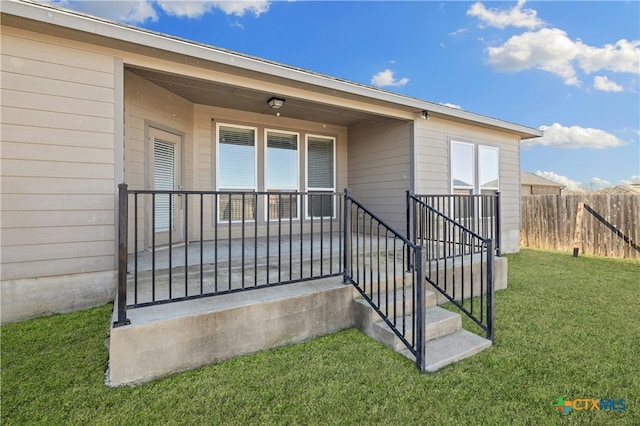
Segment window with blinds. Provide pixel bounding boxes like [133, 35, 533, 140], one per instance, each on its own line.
[307, 135, 335, 218]
[217, 124, 257, 221]
[266, 130, 299, 220]
[153, 139, 175, 232]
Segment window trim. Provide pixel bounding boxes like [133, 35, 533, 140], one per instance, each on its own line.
[264, 128, 301, 222]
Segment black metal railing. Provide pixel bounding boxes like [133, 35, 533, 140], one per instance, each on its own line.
[408, 192, 500, 257]
[343, 189, 429, 371]
[115, 184, 342, 326]
[407, 194, 495, 342]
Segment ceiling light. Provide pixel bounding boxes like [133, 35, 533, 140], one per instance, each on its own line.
[268, 97, 285, 109]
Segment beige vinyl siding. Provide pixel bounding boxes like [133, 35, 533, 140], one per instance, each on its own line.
[414, 118, 521, 252]
[124, 70, 193, 250]
[0, 30, 116, 281]
[348, 117, 411, 229]
[124, 69, 193, 190]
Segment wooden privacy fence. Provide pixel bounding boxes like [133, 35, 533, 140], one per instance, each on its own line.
[520, 194, 640, 260]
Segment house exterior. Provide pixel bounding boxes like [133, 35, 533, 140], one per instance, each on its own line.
[521, 171, 564, 195]
[1, 0, 542, 326]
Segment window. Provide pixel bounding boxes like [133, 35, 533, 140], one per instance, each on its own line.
[217, 124, 257, 221]
[451, 141, 475, 195]
[306, 135, 335, 218]
[478, 146, 499, 195]
[451, 140, 499, 195]
[266, 130, 299, 220]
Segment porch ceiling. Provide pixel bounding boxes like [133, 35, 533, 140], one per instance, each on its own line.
[128, 67, 381, 127]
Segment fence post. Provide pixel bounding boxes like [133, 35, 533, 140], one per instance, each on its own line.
[495, 191, 501, 257]
[343, 188, 351, 284]
[415, 245, 427, 372]
[114, 183, 130, 327]
[486, 239, 495, 343]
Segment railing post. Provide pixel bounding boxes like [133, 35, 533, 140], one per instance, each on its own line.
[495, 191, 501, 257]
[114, 183, 130, 327]
[406, 190, 413, 271]
[486, 239, 495, 343]
[415, 245, 427, 372]
[343, 188, 351, 284]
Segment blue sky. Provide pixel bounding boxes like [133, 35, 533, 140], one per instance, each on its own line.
[47, 0, 640, 190]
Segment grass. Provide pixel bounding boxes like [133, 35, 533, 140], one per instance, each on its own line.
[2, 249, 639, 425]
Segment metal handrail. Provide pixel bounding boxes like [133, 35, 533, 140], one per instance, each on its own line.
[114, 184, 343, 325]
[343, 189, 428, 371]
[407, 193, 495, 342]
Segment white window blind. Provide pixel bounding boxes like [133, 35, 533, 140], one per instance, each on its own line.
[267, 131, 299, 220]
[153, 139, 175, 232]
[218, 125, 256, 189]
[307, 136, 334, 189]
[267, 131, 298, 190]
[307, 136, 335, 218]
[217, 125, 256, 221]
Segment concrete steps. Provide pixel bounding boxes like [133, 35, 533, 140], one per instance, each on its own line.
[354, 283, 491, 372]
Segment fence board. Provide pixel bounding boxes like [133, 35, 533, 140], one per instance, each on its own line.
[521, 194, 640, 260]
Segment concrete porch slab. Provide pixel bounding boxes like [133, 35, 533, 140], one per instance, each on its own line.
[108, 277, 354, 386]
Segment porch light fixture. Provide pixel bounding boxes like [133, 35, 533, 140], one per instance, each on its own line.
[268, 97, 285, 109]
[420, 110, 430, 120]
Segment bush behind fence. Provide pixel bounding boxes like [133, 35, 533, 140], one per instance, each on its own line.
[520, 194, 640, 260]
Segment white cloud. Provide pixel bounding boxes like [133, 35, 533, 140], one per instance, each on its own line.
[485, 28, 640, 87]
[535, 171, 583, 191]
[590, 176, 612, 189]
[439, 102, 462, 109]
[448, 28, 467, 36]
[486, 28, 581, 86]
[535, 172, 617, 192]
[620, 175, 640, 185]
[579, 39, 640, 74]
[593, 76, 623, 92]
[44, 0, 270, 23]
[43, 0, 159, 23]
[524, 123, 625, 149]
[370, 69, 409, 87]
[158, 1, 270, 18]
[467, 0, 544, 30]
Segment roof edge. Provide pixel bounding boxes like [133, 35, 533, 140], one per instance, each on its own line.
[2, 0, 543, 138]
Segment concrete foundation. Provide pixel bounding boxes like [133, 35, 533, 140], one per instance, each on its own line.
[108, 278, 354, 386]
[1, 270, 117, 324]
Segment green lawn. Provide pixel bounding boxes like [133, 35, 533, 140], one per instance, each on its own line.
[2, 249, 639, 425]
